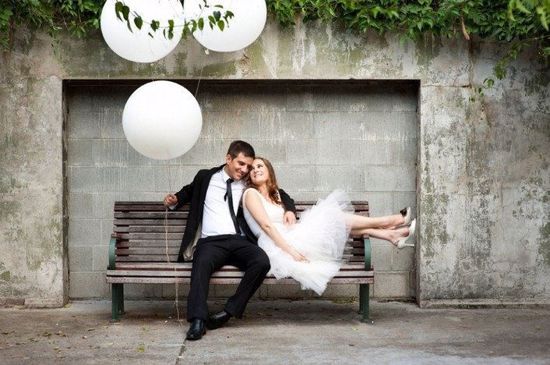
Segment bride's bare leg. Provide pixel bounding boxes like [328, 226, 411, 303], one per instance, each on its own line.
[350, 227, 409, 245]
[345, 213, 405, 230]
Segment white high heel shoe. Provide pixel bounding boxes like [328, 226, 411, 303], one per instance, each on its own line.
[400, 207, 412, 226]
[396, 219, 416, 249]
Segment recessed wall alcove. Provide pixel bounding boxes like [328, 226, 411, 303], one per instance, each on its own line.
[63, 79, 419, 300]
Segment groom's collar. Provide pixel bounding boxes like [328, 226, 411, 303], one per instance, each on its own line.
[221, 166, 232, 183]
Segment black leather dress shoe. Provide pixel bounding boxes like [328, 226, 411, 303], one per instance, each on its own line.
[207, 310, 231, 330]
[186, 319, 206, 341]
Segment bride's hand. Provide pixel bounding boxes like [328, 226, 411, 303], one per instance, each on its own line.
[288, 248, 309, 263]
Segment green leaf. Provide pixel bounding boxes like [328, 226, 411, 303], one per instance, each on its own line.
[536, 6, 549, 30]
[483, 78, 494, 88]
[151, 20, 159, 32]
[515, 0, 531, 15]
[133, 16, 143, 30]
[183, 25, 191, 37]
[217, 19, 225, 31]
[115, 1, 124, 21]
[168, 19, 174, 39]
[198, 17, 204, 30]
[121, 5, 130, 21]
[213, 11, 221, 21]
[0, 8, 13, 22]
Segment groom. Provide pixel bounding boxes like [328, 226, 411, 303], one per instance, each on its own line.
[164, 140, 296, 341]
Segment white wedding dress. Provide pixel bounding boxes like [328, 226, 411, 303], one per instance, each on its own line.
[243, 189, 353, 295]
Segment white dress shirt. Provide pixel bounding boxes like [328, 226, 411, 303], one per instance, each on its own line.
[201, 168, 245, 238]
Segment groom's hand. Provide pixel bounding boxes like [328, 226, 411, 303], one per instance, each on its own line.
[283, 211, 297, 226]
[164, 193, 178, 207]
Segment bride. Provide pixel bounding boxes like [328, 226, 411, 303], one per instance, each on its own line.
[242, 157, 416, 295]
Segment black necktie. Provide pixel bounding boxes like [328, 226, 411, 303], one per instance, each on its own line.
[225, 178, 240, 234]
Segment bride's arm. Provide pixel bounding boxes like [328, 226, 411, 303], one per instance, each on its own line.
[243, 189, 308, 262]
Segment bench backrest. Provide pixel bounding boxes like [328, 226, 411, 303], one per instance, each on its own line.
[113, 201, 369, 264]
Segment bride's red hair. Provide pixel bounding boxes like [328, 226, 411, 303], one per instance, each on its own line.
[248, 157, 281, 204]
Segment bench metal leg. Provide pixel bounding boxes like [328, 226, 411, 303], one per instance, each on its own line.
[359, 284, 374, 324]
[120, 284, 125, 314]
[111, 283, 124, 321]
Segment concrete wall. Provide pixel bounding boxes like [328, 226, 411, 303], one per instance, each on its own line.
[0, 20, 548, 306]
[65, 81, 418, 299]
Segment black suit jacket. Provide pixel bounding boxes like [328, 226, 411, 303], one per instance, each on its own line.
[174, 164, 296, 262]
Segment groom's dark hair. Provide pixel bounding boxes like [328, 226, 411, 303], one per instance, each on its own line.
[227, 140, 255, 159]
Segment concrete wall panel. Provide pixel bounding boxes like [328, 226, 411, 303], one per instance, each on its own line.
[0, 19, 548, 306]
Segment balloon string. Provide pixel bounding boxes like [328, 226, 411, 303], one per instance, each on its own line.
[194, 65, 204, 98]
[164, 163, 183, 329]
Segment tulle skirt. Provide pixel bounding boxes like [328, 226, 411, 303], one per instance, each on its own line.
[258, 190, 353, 295]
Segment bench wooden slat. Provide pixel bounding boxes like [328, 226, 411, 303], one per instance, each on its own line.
[114, 212, 189, 219]
[115, 202, 189, 207]
[116, 255, 180, 261]
[119, 240, 359, 247]
[107, 269, 373, 278]
[128, 226, 186, 233]
[114, 219, 186, 226]
[117, 243, 360, 251]
[121, 234, 361, 242]
[119, 240, 181, 247]
[114, 201, 368, 208]
[124, 256, 334, 262]
[115, 254, 365, 261]
[114, 256, 366, 263]
[111, 262, 369, 270]
[118, 239, 361, 248]
[129, 233, 186, 240]
[116, 248, 180, 255]
[106, 277, 374, 285]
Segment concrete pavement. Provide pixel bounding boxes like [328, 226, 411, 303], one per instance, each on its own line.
[1, 300, 549, 364]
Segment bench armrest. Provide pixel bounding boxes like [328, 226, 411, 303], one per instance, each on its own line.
[108, 235, 117, 270]
[363, 236, 372, 270]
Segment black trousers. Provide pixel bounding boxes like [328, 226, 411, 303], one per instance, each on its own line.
[186, 235, 270, 321]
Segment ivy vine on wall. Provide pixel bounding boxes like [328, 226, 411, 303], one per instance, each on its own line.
[0, 0, 548, 85]
[267, 0, 549, 87]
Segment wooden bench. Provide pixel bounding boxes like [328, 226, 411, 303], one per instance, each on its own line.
[106, 201, 374, 323]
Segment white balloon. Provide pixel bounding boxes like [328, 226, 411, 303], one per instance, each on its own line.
[122, 81, 202, 160]
[184, 0, 267, 52]
[100, 0, 184, 63]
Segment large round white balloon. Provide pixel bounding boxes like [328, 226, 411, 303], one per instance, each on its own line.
[100, 0, 184, 63]
[184, 0, 267, 52]
[122, 81, 202, 160]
